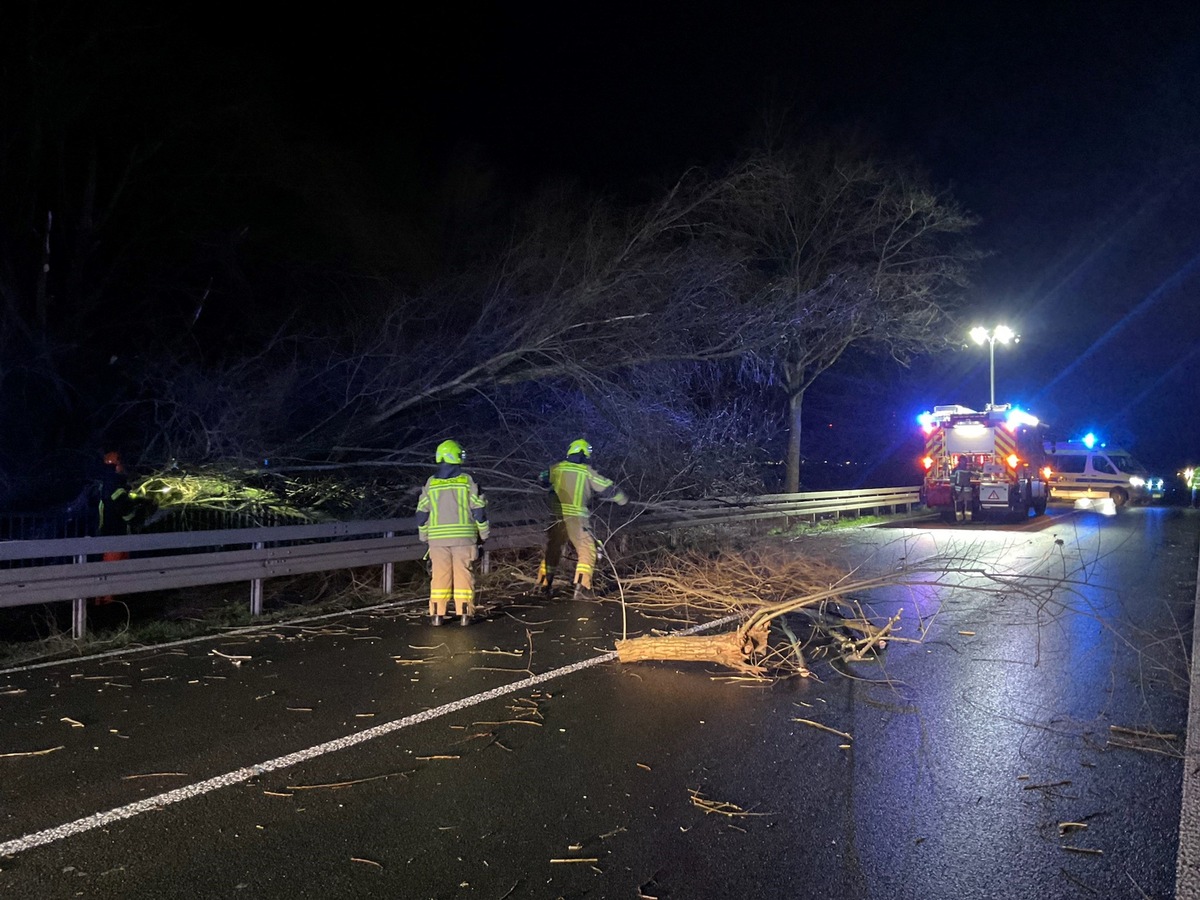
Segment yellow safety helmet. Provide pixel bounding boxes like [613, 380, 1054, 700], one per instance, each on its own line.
[435, 439, 464, 464]
[567, 439, 592, 458]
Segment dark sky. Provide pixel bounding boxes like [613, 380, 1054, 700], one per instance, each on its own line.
[237, 1, 1200, 469]
[12, 1, 1199, 473]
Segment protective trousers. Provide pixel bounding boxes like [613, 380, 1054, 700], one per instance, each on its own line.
[537, 516, 597, 590]
[428, 542, 477, 616]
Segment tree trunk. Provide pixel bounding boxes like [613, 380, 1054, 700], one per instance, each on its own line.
[35, 209, 51, 330]
[615, 621, 771, 674]
[785, 387, 804, 493]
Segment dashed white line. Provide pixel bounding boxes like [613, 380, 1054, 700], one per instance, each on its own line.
[0, 613, 740, 859]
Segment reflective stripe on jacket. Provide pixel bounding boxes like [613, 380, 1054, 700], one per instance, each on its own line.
[99, 486, 136, 536]
[544, 461, 626, 518]
[416, 473, 489, 542]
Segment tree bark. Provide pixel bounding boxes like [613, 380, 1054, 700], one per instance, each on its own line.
[785, 387, 804, 493]
[35, 209, 51, 330]
[615, 621, 771, 674]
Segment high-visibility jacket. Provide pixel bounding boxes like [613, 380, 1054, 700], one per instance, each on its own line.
[416, 469, 489, 542]
[541, 461, 627, 518]
[98, 474, 139, 536]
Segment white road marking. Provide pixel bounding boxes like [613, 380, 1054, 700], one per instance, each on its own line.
[1174, 546, 1200, 896]
[0, 613, 740, 858]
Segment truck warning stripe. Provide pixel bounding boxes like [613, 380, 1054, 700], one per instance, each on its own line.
[995, 429, 1017, 458]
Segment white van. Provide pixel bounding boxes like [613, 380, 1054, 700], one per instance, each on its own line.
[1042, 440, 1165, 507]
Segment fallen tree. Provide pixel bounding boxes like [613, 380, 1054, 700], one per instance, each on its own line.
[612, 548, 905, 676]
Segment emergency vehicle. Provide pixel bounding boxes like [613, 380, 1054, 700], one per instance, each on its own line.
[1043, 434, 1164, 507]
[918, 404, 1050, 523]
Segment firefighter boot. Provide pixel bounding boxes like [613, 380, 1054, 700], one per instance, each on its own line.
[430, 614, 444, 627]
[460, 612, 472, 627]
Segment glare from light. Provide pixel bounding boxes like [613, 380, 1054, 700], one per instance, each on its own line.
[1082, 433, 1096, 449]
[969, 324, 1019, 406]
[1075, 497, 1117, 517]
[1005, 408, 1039, 429]
[970, 324, 1016, 345]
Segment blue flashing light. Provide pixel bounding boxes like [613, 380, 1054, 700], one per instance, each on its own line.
[917, 411, 934, 428]
[1005, 408, 1039, 429]
[1082, 433, 1096, 449]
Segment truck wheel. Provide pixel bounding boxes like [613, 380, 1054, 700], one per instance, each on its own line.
[1109, 488, 1128, 509]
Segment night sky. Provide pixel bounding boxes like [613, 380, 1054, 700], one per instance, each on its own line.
[229, 1, 1200, 469]
[8, 1, 1200, 476]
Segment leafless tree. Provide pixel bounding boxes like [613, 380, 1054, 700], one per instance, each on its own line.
[694, 143, 981, 491]
[130, 146, 978, 506]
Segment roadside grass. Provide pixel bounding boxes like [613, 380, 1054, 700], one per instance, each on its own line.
[766, 508, 928, 537]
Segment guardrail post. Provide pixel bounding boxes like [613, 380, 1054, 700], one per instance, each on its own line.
[381, 531, 394, 595]
[481, 548, 490, 575]
[72, 553, 87, 639]
[250, 541, 264, 616]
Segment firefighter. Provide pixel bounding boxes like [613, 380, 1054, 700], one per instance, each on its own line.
[951, 456, 973, 522]
[415, 440, 490, 626]
[536, 439, 628, 599]
[1186, 467, 1199, 508]
[98, 452, 138, 538]
[95, 451, 153, 605]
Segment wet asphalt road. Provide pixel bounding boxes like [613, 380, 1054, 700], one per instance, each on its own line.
[0, 505, 1197, 899]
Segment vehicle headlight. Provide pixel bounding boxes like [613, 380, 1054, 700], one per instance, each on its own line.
[1128, 476, 1145, 487]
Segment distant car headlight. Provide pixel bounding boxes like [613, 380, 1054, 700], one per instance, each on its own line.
[1128, 476, 1145, 487]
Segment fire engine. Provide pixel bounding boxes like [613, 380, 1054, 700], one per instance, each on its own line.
[918, 404, 1050, 523]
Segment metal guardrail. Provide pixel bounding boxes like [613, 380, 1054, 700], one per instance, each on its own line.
[630, 486, 922, 528]
[0, 486, 921, 637]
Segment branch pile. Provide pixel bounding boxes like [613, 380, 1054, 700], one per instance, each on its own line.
[614, 547, 905, 676]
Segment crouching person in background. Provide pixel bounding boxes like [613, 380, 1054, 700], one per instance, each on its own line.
[416, 440, 490, 626]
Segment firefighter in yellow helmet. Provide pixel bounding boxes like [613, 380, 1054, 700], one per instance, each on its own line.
[416, 440, 490, 626]
[536, 439, 628, 599]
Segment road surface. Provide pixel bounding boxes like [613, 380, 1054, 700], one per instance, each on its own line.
[1, 505, 1197, 899]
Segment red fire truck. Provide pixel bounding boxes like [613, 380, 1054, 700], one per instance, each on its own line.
[918, 404, 1050, 523]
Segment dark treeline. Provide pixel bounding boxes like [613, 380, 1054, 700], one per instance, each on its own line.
[0, 4, 979, 515]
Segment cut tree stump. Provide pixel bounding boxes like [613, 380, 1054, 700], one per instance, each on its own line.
[615, 621, 770, 674]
